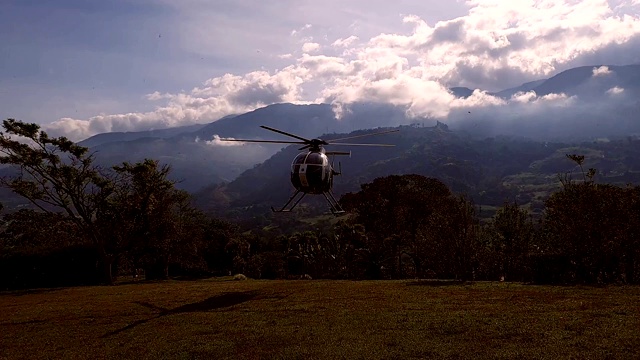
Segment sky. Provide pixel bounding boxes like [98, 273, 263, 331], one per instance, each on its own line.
[2, 0, 640, 141]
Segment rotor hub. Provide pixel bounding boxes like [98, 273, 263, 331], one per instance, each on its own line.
[308, 138, 328, 151]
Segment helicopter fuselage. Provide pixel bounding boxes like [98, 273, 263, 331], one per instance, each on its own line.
[290, 149, 334, 194]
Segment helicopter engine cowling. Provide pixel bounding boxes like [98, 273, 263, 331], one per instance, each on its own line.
[290, 151, 332, 194]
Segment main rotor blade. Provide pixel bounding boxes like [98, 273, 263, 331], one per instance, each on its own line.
[328, 143, 395, 147]
[325, 151, 351, 156]
[220, 139, 306, 144]
[260, 125, 311, 142]
[327, 129, 399, 143]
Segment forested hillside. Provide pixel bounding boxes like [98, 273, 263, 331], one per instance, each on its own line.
[194, 122, 640, 222]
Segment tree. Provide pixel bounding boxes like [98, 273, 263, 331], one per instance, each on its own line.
[0, 209, 97, 289]
[103, 159, 202, 280]
[544, 182, 639, 283]
[0, 209, 83, 253]
[487, 201, 534, 281]
[543, 155, 640, 283]
[201, 218, 241, 275]
[440, 196, 479, 281]
[341, 174, 458, 278]
[332, 220, 367, 279]
[0, 119, 115, 283]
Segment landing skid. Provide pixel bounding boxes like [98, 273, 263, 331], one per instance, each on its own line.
[271, 190, 306, 213]
[271, 190, 346, 216]
[322, 191, 346, 216]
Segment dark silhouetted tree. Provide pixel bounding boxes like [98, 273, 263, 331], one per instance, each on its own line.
[487, 201, 534, 281]
[341, 174, 474, 279]
[0, 209, 97, 289]
[543, 155, 640, 283]
[104, 159, 201, 280]
[0, 119, 115, 283]
[441, 196, 480, 281]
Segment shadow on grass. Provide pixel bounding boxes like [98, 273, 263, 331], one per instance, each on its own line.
[406, 280, 470, 287]
[0, 286, 69, 297]
[1, 319, 48, 326]
[116, 275, 213, 285]
[103, 290, 259, 338]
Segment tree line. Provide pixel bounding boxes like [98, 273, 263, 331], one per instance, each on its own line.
[224, 169, 639, 285]
[1, 120, 639, 289]
[0, 120, 238, 288]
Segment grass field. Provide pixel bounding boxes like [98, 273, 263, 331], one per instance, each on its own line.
[2, 279, 639, 359]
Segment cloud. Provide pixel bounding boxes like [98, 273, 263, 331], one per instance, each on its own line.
[291, 24, 312, 36]
[48, 67, 311, 140]
[332, 36, 359, 48]
[202, 134, 246, 146]
[444, 89, 636, 141]
[510, 91, 539, 104]
[593, 66, 612, 76]
[44, 0, 640, 141]
[606, 86, 625, 95]
[302, 42, 321, 53]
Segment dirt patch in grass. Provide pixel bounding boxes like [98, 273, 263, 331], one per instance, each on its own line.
[2, 280, 639, 359]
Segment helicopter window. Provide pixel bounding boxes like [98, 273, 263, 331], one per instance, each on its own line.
[304, 153, 326, 166]
[291, 153, 308, 173]
[292, 153, 307, 166]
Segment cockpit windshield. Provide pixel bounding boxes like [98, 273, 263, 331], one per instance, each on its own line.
[291, 152, 328, 172]
[292, 153, 307, 166]
[304, 152, 327, 165]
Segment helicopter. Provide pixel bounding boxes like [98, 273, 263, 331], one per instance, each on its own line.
[221, 125, 398, 215]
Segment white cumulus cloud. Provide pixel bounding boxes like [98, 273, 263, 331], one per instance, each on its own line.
[302, 42, 321, 53]
[204, 134, 246, 146]
[332, 36, 359, 48]
[45, 0, 640, 141]
[593, 66, 613, 76]
[606, 86, 625, 94]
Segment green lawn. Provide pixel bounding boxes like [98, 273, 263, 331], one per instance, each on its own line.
[2, 280, 639, 359]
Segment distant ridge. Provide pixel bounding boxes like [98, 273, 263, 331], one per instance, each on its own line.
[79, 123, 209, 148]
[449, 87, 474, 98]
[494, 79, 547, 99]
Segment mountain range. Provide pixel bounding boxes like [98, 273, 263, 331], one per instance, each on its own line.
[79, 102, 423, 191]
[452, 64, 640, 99]
[192, 123, 640, 224]
[72, 64, 638, 192]
[2, 64, 640, 216]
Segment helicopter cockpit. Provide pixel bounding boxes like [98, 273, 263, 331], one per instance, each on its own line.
[291, 152, 331, 194]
